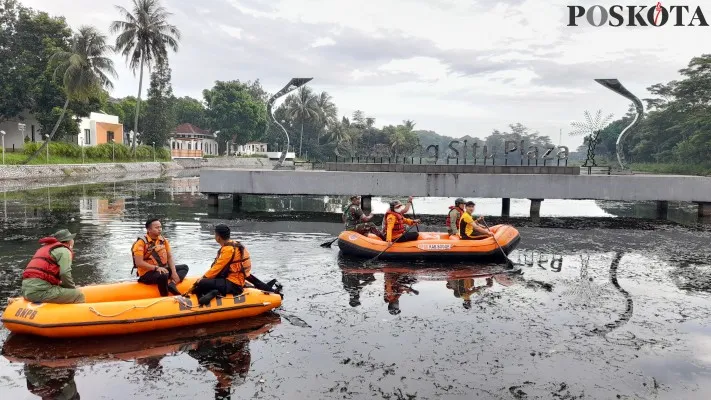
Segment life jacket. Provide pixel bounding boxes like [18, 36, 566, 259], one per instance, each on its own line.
[446, 206, 463, 233]
[131, 235, 169, 276]
[22, 238, 73, 285]
[215, 240, 252, 284]
[385, 210, 405, 238]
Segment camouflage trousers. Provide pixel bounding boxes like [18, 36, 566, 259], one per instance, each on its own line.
[346, 222, 383, 238]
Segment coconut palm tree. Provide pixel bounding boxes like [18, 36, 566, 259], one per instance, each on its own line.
[22, 26, 117, 164]
[402, 119, 416, 132]
[314, 91, 337, 145]
[287, 86, 320, 158]
[110, 0, 180, 152]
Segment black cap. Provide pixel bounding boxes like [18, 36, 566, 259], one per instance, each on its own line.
[455, 198, 465, 205]
[465, 201, 476, 206]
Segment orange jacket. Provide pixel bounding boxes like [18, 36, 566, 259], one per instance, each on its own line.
[384, 211, 415, 242]
[203, 241, 252, 286]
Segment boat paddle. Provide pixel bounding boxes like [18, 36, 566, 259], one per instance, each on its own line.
[480, 217, 516, 268]
[320, 237, 339, 248]
[410, 199, 419, 232]
[364, 223, 418, 266]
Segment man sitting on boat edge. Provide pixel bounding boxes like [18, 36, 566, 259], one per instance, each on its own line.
[343, 195, 384, 239]
[21, 229, 85, 304]
[459, 201, 493, 240]
[131, 218, 189, 297]
[193, 224, 282, 305]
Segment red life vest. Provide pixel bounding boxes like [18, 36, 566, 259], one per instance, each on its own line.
[445, 206, 462, 230]
[385, 210, 405, 237]
[22, 238, 73, 285]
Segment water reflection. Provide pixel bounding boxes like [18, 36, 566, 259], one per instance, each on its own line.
[339, 258, 525, 314]
[1, 314, 280, 400]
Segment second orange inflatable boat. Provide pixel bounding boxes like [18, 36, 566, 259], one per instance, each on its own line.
[338, 224, 520, 261]
[0, 277, 282, 338]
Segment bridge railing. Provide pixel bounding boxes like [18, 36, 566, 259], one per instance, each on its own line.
[328, 155, 569, 167]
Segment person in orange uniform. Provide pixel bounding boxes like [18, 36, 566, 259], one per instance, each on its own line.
[459, 201, 493, 240]
[384, 200, 420, 244]
[194, 224, 282, 305]
[132, 218, 189, 296]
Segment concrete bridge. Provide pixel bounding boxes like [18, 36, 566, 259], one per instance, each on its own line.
[199, 169, 711, 219]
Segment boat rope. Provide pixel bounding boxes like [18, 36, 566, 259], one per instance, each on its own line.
[87, 298, 273, 317]
[87, 297, 176, 318]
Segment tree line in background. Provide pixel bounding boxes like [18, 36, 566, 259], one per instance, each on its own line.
[574, 54, 711, 171]
[1, 0, 709, 169]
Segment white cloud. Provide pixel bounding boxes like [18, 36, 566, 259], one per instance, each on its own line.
[310, 37, 336, 47]
[19, 0, 708, 148]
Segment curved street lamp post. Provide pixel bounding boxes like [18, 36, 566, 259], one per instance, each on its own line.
[594, 79, 644, 170]
[266, 78, 313, 169]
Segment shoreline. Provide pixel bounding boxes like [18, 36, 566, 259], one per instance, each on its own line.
[0, 157, 291, 185]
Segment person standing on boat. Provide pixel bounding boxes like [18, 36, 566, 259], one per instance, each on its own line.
[21, 229, 85, 304]
[132, 218, 189, 296]
[194, 224, 282, 305]
[446, 198, 466, 236]
[384, 200, 420, 244]
[459, 201, 493, 240]
[343, 195, 384, 239]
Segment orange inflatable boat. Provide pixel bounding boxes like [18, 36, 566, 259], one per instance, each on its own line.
[337, 224, 520, 261]
[0, 277, 282, 338]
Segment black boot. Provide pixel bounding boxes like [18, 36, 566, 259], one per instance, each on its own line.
[167, 282, 181, 296]
[198, 290, 219, 306]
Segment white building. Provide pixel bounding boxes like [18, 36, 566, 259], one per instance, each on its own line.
[170, 123, 219, 159]
[234, 142, 267, 155]
[77, 112, 124, 146]
[0, 112, 42, 151]
[229, 141, 296, 160]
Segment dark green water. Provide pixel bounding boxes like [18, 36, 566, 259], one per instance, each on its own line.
[1, 176, 710, 399]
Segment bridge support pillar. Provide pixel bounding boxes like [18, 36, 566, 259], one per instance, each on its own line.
[207, 194, 219, 207]
[529, 198, 543, 218]
[361, 195, 372, 214]
[232, 194, 242, 212]
[656, 201, 668, 219]
[697, 202, 711, 218]
[501, 198, 511, 217]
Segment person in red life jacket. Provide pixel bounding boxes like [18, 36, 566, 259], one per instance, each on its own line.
[459, 201, 493, 240]
[379, 196, 413, 232]
[384, 200, 420, 244]
[20, 229, 85, 304]
[446, 198, 466, 236]
[193, 224, 282, 305]
[132, 218, 189, 296]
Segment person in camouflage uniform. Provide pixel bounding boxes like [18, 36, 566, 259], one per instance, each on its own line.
[342, 196, 384, 239]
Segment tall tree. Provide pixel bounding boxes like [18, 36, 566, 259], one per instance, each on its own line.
[287, 86, 320, 158]
[110, 0, 180, 152]
[141, 61, 174, 146]
[314, 91, 337, 145]
[173, 96, 207, 127]
[23, 26, 116, 164]
[203, 80, 267, 154]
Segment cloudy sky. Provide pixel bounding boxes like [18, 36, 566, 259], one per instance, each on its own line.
[22, 0, 707, 147]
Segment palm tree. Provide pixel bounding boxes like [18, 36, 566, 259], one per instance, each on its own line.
[287, 86, 320, 158]
[314, 91, 337, 145]
[402, 119, 416, 132]
[570, 110, 614, 167]
[22, 26, 116, 164]
[110, 0, 180, 152]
